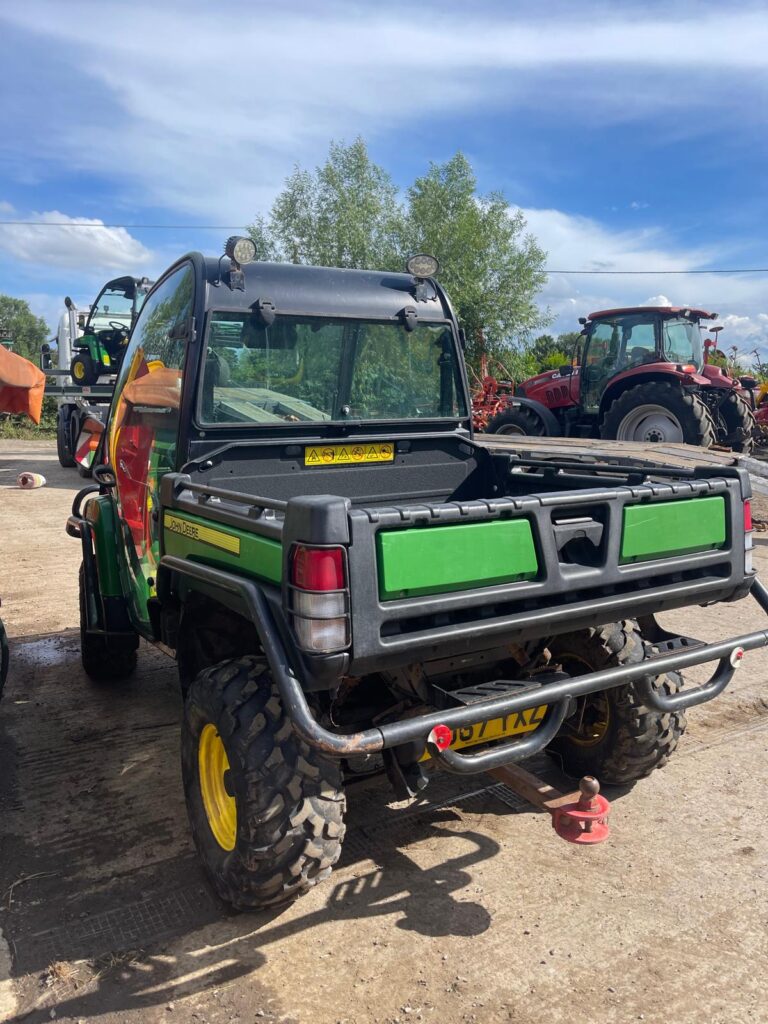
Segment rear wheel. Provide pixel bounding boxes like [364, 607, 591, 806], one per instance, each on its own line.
[56, 405, 76, 468]
[718, 390, 755, 454]
[79, 564, 138, 680]
[486, 405, 548, 436]
[602, 381, 716, 447]
[547, 622, 687, 785]
[182, 655, 346, 910]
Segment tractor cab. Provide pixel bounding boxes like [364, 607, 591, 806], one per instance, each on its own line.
[70, 276, 153, 385]
[577, 306, 709, 414]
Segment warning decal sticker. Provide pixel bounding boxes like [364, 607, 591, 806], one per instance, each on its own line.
[304, 442, 395, 467]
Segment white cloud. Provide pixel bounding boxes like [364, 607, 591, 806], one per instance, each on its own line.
[0, 209, 151, 272]
[522, 206, 768, 357]
[0, 3, 767, 219]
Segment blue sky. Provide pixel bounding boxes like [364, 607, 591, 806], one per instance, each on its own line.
[1, 0, 767, 356]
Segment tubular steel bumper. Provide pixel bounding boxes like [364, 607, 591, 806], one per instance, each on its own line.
[160, 556, 768, 775]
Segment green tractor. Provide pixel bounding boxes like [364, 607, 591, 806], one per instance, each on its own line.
[69, 276, 152, 385]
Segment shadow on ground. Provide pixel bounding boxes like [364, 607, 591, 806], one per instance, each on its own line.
[0, 629, 590, 1021]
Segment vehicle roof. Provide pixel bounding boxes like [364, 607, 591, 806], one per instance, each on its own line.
[195, 256, 453, 321]
[587, 306, 717, 320]
[103, 275, 146, 292]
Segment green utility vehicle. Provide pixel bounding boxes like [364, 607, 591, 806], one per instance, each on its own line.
[69, 275, 152, 385]
[68, 238, 768, 910]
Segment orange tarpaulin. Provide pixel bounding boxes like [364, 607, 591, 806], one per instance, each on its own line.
[0, 346, 46, 424]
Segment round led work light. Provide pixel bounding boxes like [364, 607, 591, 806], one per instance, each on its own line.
[406, 253, 439, 279]
[224, 235, 257, 265]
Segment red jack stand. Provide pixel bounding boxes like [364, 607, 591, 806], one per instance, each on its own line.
[489, 765, 611, 845]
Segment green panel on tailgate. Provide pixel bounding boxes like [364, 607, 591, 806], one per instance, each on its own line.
[377, 518, 538, 600]
[620, 496, 727, 563]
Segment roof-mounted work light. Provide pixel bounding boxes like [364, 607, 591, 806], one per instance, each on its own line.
[225, 235, 257, 266]
[406, 253, 439, 279]
[220, 235, 257, 291]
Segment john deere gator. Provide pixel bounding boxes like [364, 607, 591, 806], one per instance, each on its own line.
[67, 239, 768, 909]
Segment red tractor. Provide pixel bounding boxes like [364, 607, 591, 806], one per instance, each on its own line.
[485, 306, 755, 454]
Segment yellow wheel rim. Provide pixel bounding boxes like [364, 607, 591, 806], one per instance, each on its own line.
[556, 653, 610, 747]
[72, 361, 85, 381]
[198, 723, 237, 851]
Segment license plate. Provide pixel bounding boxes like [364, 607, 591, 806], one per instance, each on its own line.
[420, 704, 548, 761]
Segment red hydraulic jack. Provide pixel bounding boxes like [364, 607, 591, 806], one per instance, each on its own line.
[489, 764, 611, 845]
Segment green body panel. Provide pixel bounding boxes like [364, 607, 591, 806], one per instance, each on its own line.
[620, 496, 727, 563]
[376, 518, 539, 600]
[85, 496, 123, 597]
[162, 510, 283, 584]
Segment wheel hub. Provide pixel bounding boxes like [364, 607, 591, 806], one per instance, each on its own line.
[617, 404, 684, 444]
[198, 723, 237, 850]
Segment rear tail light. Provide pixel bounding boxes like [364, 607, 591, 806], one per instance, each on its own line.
[289, 545, 350, 653]
[744, 499, 753, 573]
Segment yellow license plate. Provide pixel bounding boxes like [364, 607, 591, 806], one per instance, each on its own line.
[420, 705, 548, 761]
[304, 442, 394, 467]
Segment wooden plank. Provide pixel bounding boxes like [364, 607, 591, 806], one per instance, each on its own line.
[476, 432, 740, 472]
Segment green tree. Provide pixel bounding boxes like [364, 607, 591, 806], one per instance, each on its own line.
[0, 294, 49, 362]
[250, 138, 404, 270]
[404, 153, 550, 363]
[248, 141, 550, 372]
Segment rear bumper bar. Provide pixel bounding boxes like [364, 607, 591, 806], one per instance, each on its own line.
[160, 556, 768, 774]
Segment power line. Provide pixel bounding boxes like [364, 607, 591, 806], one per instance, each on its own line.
[0, 220, 766, 274]
[546, 268, 768, 275]
[0, 221, 243, 229]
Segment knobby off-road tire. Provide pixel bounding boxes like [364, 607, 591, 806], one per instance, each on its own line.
[70, 352, 98, 386]
[602, 381, 716, 447]
[718, 390, 755, 455]
[486, 405, 548, 436]
[78, 564, 138, 681]
[547, 621, 687, 785]
[56, 405, 76, 468]
[182, 655, 346, 910]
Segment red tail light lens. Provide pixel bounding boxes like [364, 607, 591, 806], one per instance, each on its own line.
[744, 500, 753, 533]
[289, 545, 349, 653]
[292, 545, 345, 591]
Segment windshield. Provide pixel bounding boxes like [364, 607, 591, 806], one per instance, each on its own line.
[87, 287, 134, 333]
[663, 318, 703, 368]
[199, 312, 467, 426]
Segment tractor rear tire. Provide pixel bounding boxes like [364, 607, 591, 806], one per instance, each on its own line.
[602, 381, 716, 447]
[719, 390, 755, 455]
[79, 564, 138, 681]
[182, 655, 346, 910]
[56, 405, 76, 468]
[546, 621, 687, 785]
[486, 405, 547, 436]
[71, 353, 99, 386]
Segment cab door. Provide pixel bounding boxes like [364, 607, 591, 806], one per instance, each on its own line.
[106, 263, 194, 631]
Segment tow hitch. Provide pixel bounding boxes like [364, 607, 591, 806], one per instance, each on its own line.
[490, 764, 611, 845]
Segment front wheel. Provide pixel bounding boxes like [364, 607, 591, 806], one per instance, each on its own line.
[70, 352, 99, 386]
[486, 405, 548, 436]
[181, 655, 346, 910]
[79, 564, 138, 681]
[602, 381, 716, 447]
[547, 622, 687, 785]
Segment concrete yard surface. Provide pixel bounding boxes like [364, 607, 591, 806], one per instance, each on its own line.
[0, 440, 766, 1024]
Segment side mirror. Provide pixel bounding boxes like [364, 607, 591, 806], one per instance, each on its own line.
[168, 315, 195, 342]
[64, 296, 73, 309]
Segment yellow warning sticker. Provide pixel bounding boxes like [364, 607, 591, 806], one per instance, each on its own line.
[304, 442, 395, 467]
